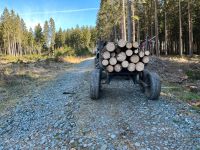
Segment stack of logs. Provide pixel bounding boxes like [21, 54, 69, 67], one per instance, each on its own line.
[101, 39, 150, 73]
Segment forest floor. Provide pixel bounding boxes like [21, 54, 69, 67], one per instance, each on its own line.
[0, 56, 200, 149]
[147, 56, 200, 110]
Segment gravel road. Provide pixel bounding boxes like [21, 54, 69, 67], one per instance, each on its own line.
[0, 58, 200, 150]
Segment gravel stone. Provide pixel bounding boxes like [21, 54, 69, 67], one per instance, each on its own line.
[135, 142, 141, 147]
[110, 134, 116, 139]
[100, 144, 107, 150]
[0, 59, 199, 149]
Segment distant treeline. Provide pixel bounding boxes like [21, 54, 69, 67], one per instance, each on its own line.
[0, 8, 97, 56]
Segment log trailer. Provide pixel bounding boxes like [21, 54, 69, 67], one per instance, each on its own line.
[90, 38, 161, 100]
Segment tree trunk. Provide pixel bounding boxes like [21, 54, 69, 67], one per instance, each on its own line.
[121, 0, 127, 41]
[137, 20, 140, 43]
[164, 11, 168, 55]
[154, 0, 159, 56]
[179, 0, 183, 56]
[132, 2, 136, 42]
[188, 0, 193, 56]
[127, 0, 132, 42]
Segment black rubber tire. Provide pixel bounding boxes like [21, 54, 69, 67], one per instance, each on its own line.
[90, 69, 101, 100]
[139, 70, 150, 93]
[144, 72, 161, 100]
[94, 58, 99, 69]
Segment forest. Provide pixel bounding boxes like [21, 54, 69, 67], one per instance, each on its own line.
[96, 0, 200, 56]
[0, 8, 97, 57]
[1, 1, 200, 58]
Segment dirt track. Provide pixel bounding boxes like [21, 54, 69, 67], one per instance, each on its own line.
[0, 58, 200, 150]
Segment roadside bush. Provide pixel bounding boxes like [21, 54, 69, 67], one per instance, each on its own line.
[55, 46, 75, 58]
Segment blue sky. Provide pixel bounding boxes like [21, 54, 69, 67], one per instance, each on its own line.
[0, 0, 100, 30]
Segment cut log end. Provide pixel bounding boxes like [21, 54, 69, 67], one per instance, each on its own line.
[130, 55, 140, 63]
[106, 42, 115, 52]
[118, 39, 127, 48]
[145, 50, 150, 56]
[128, 63, 136, 72]
[102, 59, 109, 66]
[114, 64, 122, 72]
[121, 61, 129, 68]
[133, 42, 139, 49]
[126, 42, 132, 49]
[102, 51, 110, 59]
[136, 62, 144, 72]
[139, 51, 145, 58]
[142, 56, 150, 64]
[106, 65, 114, 72]
[126, 49, 133, 56]
[117, 52, 127, 62]
[109, 57, 117, 65]
[134, 49, 139, 54]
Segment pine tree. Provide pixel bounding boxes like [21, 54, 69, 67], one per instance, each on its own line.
[49, 18, 56, 54]
[43, 20, 50, 50]
[34, 23, 44, 54]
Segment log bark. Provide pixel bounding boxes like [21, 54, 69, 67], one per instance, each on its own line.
[117, 52, 126, 62]
[128, 63, 136, 72]
[142, 56, 150, 64]
[136, 62, 144, 72]
[139, 51, 145, 58]
[102, 59, 109, 66]
[109, 57, 117, 65]
[133, 42, 139, 48]
[121, 61, 129, 68]
[145, 50, 150, 56]
[114, 64, 122, 72]
[118, 39, 127, 48]
[126, 49, 133, 56]
[106, 65, 114, 72]
[102, 51, 110, 59]
[106, 42, 115, 52]
[126, 42, 132, 49]
[130, 55, 139, 63]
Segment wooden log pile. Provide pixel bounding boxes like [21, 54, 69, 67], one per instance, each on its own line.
[101, 39, 150, 73]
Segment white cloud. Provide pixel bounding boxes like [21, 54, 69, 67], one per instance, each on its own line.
[20, 7, 98, 16]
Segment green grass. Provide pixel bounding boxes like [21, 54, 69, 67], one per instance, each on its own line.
[162, 82, 200, 102]
[0, 54, 50, 63]
[179, 91, 200, 102]
[191, 105, 200, 113]
[186, 70, 200, 80]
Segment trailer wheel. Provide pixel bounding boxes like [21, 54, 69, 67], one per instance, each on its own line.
[139, 70, 150, 93]
[144, 72, 161, 100]
[90, 69, 101, 100]
[94, 58, 100, 69]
